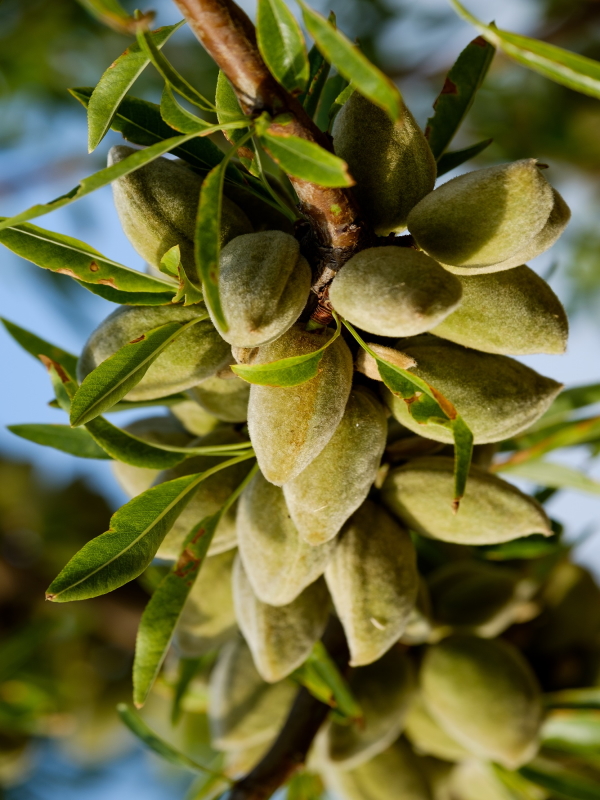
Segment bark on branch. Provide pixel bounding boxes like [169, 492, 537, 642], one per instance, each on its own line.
[172, 0, 373, 312]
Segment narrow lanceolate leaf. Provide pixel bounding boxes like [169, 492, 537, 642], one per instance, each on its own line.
[8, 424, 110, 460]
[502, 415, 600, 467]
[46, 454, 254, 602]
[292, 641, 362, 723]
[343, 320, 473, 504]
[0, 221, 175, 297]
[541, 710, 600, 756]
[257, 0, 310, 94]
[232, 317, 341, 387]
[215, 72, 257, 176]
[1, 318, 78, 378]
[73, 280, 177, 306]
[426, 35, 495, 159]
[87, 22, 183, 152]
[76, 0, 148, 34]
[160, 85, 211, 134]
[300, 38, 332, 119]
[117, 704, 232, 781]
[496, 460, 600, 496]
[519, 756, 600, 800]
[317, 74, 349, 131]
[0, 134, 200, 232]
[479, 535, 563, 561]
[450, 0, 600, 100]
[546, 689, 600, 710]
[137, 28, 215, 112]
[535, 382, 600, 429]
[298, 0, 402, 121]
[133, 464, 258, 707]
[259, 128, 353, 187]
[70, 318, 204, 426]
[436, 138, 493, 177]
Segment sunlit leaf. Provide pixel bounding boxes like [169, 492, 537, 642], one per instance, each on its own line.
[215, 72, 257, 176]
[519, 755, 600, 800]
[258, 125, 353, 187]
[535, 382, 600, 429]
[299, 25, 333, 119]
[496, 460, 600, 496]
[87, 22, 183, 152]
[436, 138, 493, 177]
[1, 318, 78, 378]
[8, 424, 111, 460]
[257, 0, 310, 94]
[76, 0, 149, 34]
[541, 710, 600, 756]
[292, 641, 362, 723]
[160, 85, 211, 134]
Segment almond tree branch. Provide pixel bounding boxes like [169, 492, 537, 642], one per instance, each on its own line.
[171, 0, 373, 313]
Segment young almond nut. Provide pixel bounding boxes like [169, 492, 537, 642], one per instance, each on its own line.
[381, 456, 551, 545]
[109, 146, 252, 286]
[325, 500, 418, 667]
[407, 159, 558, 272]
[174, 549, 238, 657]
[324, 647, 416, 770]
[332, 91, 436, 234]
[232, 555, 331, 683]
[209, 231, 312, 347]
[283, 387, 388, 546]
[404, 695, 471, 762]
[329, 248, 462, 338]
[421, 635, 543, 768]
[77, 305, 231, 401]
[188, 374, 250, 423]
[382, 337, 562, 444]
[322, 738, 432, 800]
[208, 635, 296, 751]
[431, 265, 568, 355]
[154, 428, 253, 560]
[247, 324, 353, 485]
[236, 470, 336, 606]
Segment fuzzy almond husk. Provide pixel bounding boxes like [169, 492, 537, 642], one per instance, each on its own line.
[247, 324, 354, 485]
[332, 91, 436, 234]
[381, 456, 551, 545]
[189, 375, 250, 423]
[421, 635, 543, 768]
[404, 696, 471, 763]
[283, 387, 388, 546]
[325, 500, 418, 667]
[232, 555, 331, 683]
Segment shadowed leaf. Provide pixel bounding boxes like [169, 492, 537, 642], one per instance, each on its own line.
[8, 424, 111, 460]
[257, 0, 310, 94]
[436, 138, 493, 176]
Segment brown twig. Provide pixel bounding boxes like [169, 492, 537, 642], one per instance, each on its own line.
[171, 0, 373, 321]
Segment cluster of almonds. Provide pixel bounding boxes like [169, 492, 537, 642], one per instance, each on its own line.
[76, 91, 575, 793]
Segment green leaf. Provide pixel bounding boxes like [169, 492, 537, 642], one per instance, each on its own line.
[535, 383, 600, 429]
[285, 771, 326, 800]
[542, 710, 600, 756]
[478, 534, 563, 561]
[0, 221, 175, 296]
[343, 320, 473, 504]
[77, 0, 146, 34]
[46, 453, 254, 602]
[1, 318, 78, 378]
[133, 465, 257, 707]
[316, 74, 349, 131]
[195, 133, 253, 330]
[232, 317, 341, 387]
[171, 656, 211, 725]
[117, 704, 231, 780]
[292, 641, 362, 723]
[258, 125, 353, 187]
[493, 765, 553, 800]
[504, 415, 600, 466]
[0, 134, 202, 233]
[436, 138, 493, 177]
[300, 35, 333, 119]
[298, 1, 402, 121]
[496, 461, 600, 496]
[85, 393, 189, 412]
[257, 0, 310, 94]
[519, 756, 600, 800]
[70, 318, 204, 426]
[450, 0, 600, 100]
[546, 689, 600, 711]
[426, 35, 495, 160]
[73, 279, 177, 306]
[160, 85, 212, 134]
[137, 27, 215, 112]
[7, 424, 111, 460]
[87, 22, 183, 152]
[215, 72, 257, 176]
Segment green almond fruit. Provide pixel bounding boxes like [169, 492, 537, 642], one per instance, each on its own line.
[232, 555, 331, 683]
[189, 374, 250, 423]
[236, 470, 336, 606]
[283, 387, 388, 546]
[77, 305, 231, 401]
[207, 635, 295, 751]
[431, 265, 568, 355]
[329, 248, 462, 338]
[170, 398, 220, 436]
[155, 428, 253, 560]
[174, 549, 238, 657]
[211, 231, 311, 347]
[111, 415, 193, 497]
[407, 159, 556, 272]
[247, 324, 353, 485]
[325, 647, 416, 770]
[323, 738, 433, 800]
[382, 456, 551, 545]
[332, 91, 436, 234]
[325, 500, 419, 667]
[382, 337, 562, 444]
[421, 635, 543, 768]
[428, 560, 520, 629]
[109, 145, 252, 286]
[404, 696, 471, 762]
